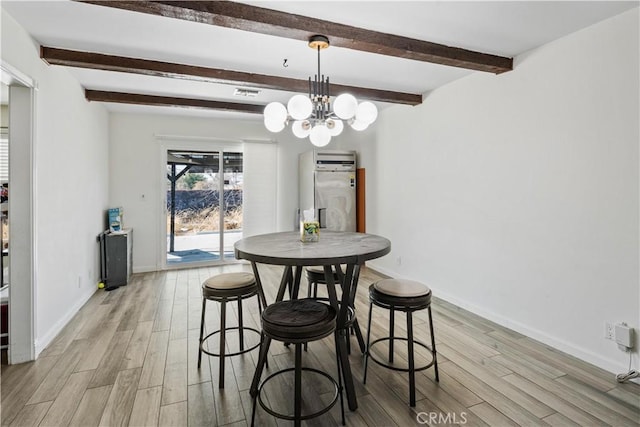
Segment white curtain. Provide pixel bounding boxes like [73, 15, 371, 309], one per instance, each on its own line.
[242, 142, 277, 237]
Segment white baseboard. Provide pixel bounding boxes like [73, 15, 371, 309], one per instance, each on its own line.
[367, 262, 638, 380]
[133, 265, 157, 274]
[9, 350, 34, 364]
[34, 287, 96, 357]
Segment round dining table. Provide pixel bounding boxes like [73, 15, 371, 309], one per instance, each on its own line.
[234, 230, 391, 411]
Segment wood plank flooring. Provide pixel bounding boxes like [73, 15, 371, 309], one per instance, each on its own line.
[1, 264, 638, 426]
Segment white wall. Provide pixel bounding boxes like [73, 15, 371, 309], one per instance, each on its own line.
[1, 9, 110, 355]
[108, 113, 373, 272]
[0, 105, 7, 127]
[368, 9, 639, 375]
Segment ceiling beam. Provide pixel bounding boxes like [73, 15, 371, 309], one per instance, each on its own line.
[43, 46, 421, 106]
[85, 89, 264, 114]
[78, 0, 513, 74]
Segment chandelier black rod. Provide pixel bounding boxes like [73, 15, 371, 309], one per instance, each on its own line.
[317, 45, 321, 98]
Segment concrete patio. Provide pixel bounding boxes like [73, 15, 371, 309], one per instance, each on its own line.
[166, 229, 243, 264]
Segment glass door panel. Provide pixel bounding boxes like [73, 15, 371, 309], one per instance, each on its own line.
[221, 152, 243, 260]
[166, 150, 222, 265]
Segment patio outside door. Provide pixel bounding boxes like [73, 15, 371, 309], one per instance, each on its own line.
[166, 149, 243, 266]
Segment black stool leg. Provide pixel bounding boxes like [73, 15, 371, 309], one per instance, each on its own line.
[428, 305, 439, 382]
[256, 294, 267, 368]
[335, 332, 346, 425]
[198, 298, 206, 369]
[407, 311, 416, 407]
[304, 275, 317, 352]
[307, 277, 316, 298]
[251, 392, 258, 427]
[352, 318, 366, 354]
[250, 327, 263, 427]
[250, 335, 272, 397]
[238, 297, 244, 352]
[304, 278, 314, 352]
[389, 308, 395, 364]
[346, 327, 351, 355]
[219, 298, 227, 388]
[363, 301, 373, 384]
[294, 343, 302, 427]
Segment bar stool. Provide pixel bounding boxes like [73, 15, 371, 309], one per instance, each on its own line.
[306, 265, 341, 299]
[251, 298, 345, 427]
[198, 272, 263, 388]
[305, 265, 365, 354]
[363, 278, 439, 407]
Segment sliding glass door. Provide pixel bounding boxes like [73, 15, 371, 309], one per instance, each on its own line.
[166, 149, 243, 266]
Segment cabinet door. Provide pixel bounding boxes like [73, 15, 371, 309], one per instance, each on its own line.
[105, 234, 127, 287]
[314, 171, 356, 232]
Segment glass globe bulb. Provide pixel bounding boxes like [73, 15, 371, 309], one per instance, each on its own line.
[333, 94, 358, 120]
[355, 101, 378, 124]
[264, 117, 285, 133]
[309, 124, 331, 147]
[326, 119, 344, 136]
[287, 95, 313, 120]
[292, 120, 311, 138]
[264, 102, 287, 123]
[350, 119, 369, 131]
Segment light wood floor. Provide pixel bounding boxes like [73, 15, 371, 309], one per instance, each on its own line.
[1, 264, 639, 426]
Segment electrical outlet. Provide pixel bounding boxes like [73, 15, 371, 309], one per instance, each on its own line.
[605, 322, 615, 340]
[396, 256, 402, 266]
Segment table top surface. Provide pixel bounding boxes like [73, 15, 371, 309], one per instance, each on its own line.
[234, 231, 391, 266]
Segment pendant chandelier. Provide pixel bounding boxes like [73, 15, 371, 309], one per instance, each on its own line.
[263, 35, 378, 147]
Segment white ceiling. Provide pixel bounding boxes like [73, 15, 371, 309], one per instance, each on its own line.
[2, 1, 637, 117]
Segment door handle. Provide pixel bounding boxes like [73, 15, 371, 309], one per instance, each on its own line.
[318, 208, 327, 228]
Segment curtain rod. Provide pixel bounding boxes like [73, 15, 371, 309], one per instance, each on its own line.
[154, 134, 274, 144]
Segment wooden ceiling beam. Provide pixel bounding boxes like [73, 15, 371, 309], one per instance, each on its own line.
[78, 0, 513, 74]
[43, 46, 421, 106]
[85, 89, 264, 114]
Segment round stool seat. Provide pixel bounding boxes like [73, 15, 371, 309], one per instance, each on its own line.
[373, 279, 430, 297]
[203, 272, 257, 298]
[262, 299, 336, 343]
[204, 272, 255, 289]
[370, 279, 432, 310]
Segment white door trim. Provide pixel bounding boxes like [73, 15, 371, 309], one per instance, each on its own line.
[1, 61, 37, 363]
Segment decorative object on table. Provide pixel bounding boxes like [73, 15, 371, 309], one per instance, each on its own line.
[300, 208, 319, 242]
[263, 35, 378, 147]
[108, 207, 123, 232]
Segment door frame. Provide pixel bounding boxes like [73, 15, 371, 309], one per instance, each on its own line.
[1, 61, 37, 363]
[157, 136, 243, 270]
